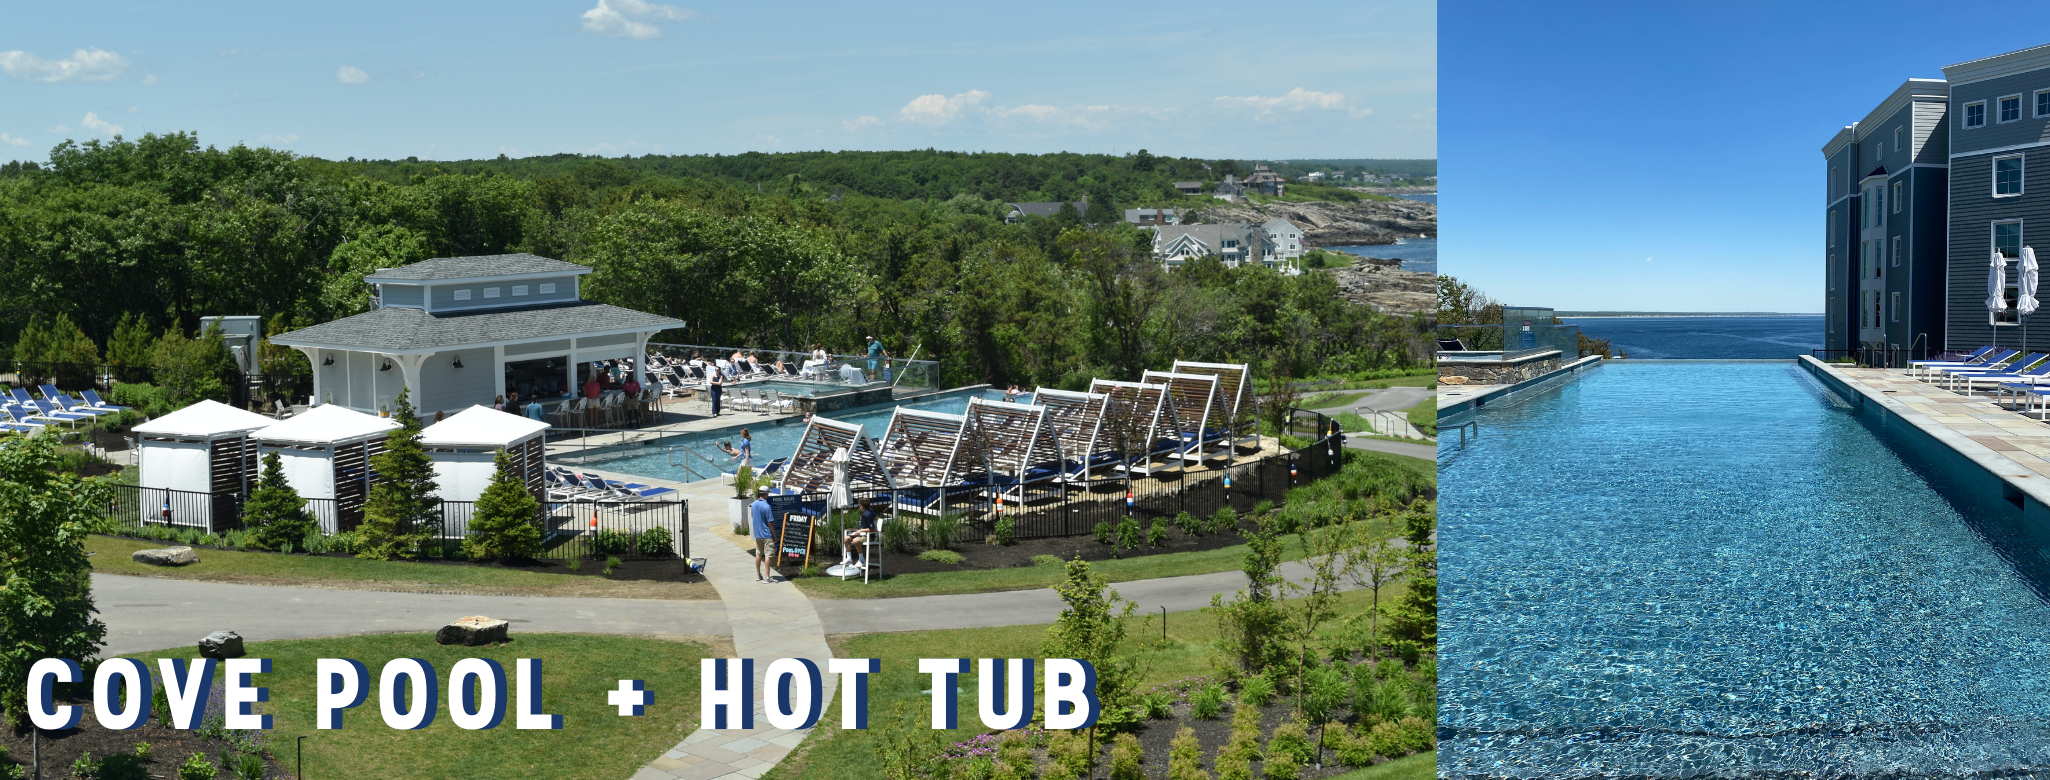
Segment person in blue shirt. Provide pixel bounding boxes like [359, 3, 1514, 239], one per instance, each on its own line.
[751, 484, 777, 583]
[842, 497, 883, 566]
[865, 336, 883, 374]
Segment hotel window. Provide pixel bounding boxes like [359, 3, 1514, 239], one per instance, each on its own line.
[1894, 127, 1903, 152]
[1829, 210, 1837, 246]
[1892, 236, 1901, 267]
[1891, 292, 1900, 323]
[2039, 89, 2050, 118]
[2002, 94, 2023, 123]
[1996, 220, 2024, 323]
[452, 289, 472, 301]
[1892, 180, 1902, 213]
[512, 285, 529, 296]
[1996, 154, 2025, 197]
[1966, 101, 1987, 128]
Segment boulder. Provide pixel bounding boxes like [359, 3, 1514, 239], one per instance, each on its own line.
[435, 616, 510, 646]
[199, 630, 245, 659]
[1440, 376, 1470, 385]
[133, 546, 198, 566]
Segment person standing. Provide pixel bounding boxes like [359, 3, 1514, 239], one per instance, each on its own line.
[751, 485, 776, 583]
[708, 369, 724, 416]
[865, 336, 884, 375]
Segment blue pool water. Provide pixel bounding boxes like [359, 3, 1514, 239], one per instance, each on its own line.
[1441, 362, 2050, 778]
[587, 389, 1028, 482]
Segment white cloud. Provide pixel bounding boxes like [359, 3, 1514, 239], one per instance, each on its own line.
[898, 90, 989, 124]
[843, 115, 883, 131]
[141, 74, 158, 86]
[336, 66, 369, 84]
[259, 133, 300, 145]
[79, 112, 122, 137]
[0, 48, 130, 83]
[1214, 88, 1356, 117]
[125, 106, 139, 113]
[0, 133, 28, 147]
[218, 48, 252, 56]
[407, 68, 428, 79]
[581, 0, 697, 40]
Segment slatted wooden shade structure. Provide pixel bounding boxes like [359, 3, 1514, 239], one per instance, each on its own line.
[133, 400, 277, 528]
[1141, 370, 1230, 462]
[1170, 361, 1254, 444]
[961, 398, 1063, 501]
[778, 416, 894, 494]
[1033, 387, 1114, 480]
[877, 407, 972, 487]
[1086, 379, 1182, 475]
[252, 404, 401, 532]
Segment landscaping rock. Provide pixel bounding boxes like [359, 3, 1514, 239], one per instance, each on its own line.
[133, 546, 198, 566]
[199, 630, 245, 659]
[436, 616, 510, 646]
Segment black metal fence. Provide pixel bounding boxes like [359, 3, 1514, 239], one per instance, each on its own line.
[1810, 344, 1937, 369]
[99, 483, 689, 560]
[6, 360, 312, 410]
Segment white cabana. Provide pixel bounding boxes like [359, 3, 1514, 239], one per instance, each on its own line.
[252, 404, 400, 532]
[133, 400, 276, 529]
[420, 405, 550, 503]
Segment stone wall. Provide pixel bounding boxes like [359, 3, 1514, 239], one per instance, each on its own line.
[1438, 351, 1563, 385]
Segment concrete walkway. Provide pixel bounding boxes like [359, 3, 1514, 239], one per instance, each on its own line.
[1343, 438, 1437, 461]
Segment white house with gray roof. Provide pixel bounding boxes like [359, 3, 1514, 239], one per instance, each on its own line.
[1147, 223, 1276, 270]
[1262, 218, 1307, 269]
[270, 254, 681, 417]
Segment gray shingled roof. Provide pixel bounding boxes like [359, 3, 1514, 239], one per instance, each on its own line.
[364, 254, 591, 282]
[270, 301, 681, 352]
[1005, 199, 1088, 219]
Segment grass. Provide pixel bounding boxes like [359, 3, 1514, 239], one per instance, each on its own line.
[1330, 752, 1436, 780]
[1406, 397, 1437, 437]
[1304, 391, 1372, 409]
[122, 633, 710, 780]
[764, 587, 1412, 780]
[794, 534, 1322, 599]
[86, 534, 714, 599]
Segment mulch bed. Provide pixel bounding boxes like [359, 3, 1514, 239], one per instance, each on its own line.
[2, 715, 284, 780]
[783, 519, 1257, 576]
[98, 533, 709, 584]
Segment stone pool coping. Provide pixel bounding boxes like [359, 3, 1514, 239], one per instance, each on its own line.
[1439, 353, 1604, 419]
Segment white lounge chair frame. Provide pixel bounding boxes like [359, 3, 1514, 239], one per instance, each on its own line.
[1171, 361, 1256, 447]
[1087, 379, 1182, 476]
[778, 416, 896, 494]
[1033, 387, 1113, 481]
[1142, 370, 1230, 462]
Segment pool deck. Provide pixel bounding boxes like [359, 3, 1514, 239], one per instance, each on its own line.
[1804, 357, 2050, 510]
[541, 385, 949, 460]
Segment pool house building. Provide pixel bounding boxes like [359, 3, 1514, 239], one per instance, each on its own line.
[270, 254, 682, 417]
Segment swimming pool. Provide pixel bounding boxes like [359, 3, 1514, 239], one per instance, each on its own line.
[1442, 362, 2050, 777]
[580, 389, 1031, 482]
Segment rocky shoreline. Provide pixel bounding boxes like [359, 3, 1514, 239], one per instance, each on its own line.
[1198, 198, 1435, 247]
[1328, 256, 1433, 316]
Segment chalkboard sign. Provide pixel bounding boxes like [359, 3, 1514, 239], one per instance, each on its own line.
[776, 513, 814, 567]
[767, 493, 806, 519]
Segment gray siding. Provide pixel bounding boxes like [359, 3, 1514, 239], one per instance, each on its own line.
[576, 332, 636, 349]
[381, 284, 424, 308]
[1945, 150, 2050, 351]
[505, 338, 572, 357]
[419, 349, 497, 415]
[1950, 68, 2050, 155]
[429, 275, 578, 312]
[1828, 145, 1854, 204]
[1915, 101, 1949, 166]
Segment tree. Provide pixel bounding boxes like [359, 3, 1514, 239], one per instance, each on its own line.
[1066, 227, 1164, 381]
[0, 432, 110, 721]
[105, 312, 155, 384]
[150, 321, 237, 407]
[1346, 535, 1405, 663]
[1210, 517, 1293, 677]
[1043, 558, 1144, 769]
[356, 389, 442, 560]
[13, 313, 100, 388]
[243, 451, 316, 552]
[464, 449, 543, 561]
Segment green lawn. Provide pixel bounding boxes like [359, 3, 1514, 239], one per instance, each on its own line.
[87, 534, 714, 599]
[1331, 752, 1436, 780]
[1406, 397, 1437, 437]
[121, 633, 709, 780]
[794, 534, 1319, 600]
[766, 587, 1418, 780]
[1304, 391, 1372, 409]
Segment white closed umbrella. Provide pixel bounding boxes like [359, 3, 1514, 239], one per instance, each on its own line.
[1991, 249, 2011, 350]
[2023, 247, 2041, 353]
[829, 446, 852, 510]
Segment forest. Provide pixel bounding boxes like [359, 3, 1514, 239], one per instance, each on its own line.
[0, 133, 1432, 394]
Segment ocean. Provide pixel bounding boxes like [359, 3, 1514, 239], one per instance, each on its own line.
[1389, 193, 1436, 204]
[1332, 237, 1435, 274]
[1558, 315, 1824, 359]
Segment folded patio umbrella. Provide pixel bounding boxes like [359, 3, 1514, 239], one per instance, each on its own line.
[2024, 246, 2041, 351]
[1992, 249, 2010, 349]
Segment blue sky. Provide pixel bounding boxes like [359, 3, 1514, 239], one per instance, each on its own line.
[0, 1, 1434, 165]
[1443, 0, 2050, 313]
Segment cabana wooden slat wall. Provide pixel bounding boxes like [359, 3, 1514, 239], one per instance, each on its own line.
[518, 437, 546, 501]
[961, 398, 1063, 487]
[1033, 388, 1111, 480]
[878, 408, 970, 487]
[1086, 379, 1181, 474]
[779, 418, 893, 494]
[1170, 361, 1253, 436]
[1141, 371, 1228, 460]
[331, 439, 383, 531]
[207, 437, 255, 530]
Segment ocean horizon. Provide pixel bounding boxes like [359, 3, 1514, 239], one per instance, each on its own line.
[1559, 314, 1824, 359]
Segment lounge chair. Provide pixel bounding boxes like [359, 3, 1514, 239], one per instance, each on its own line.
[581, 472, 677, 500]
[1437, 338, 1469, 351]
[1965, 357, 2050, 396]
[1940, 352, 2047, 391]
[1911, 346, 2004, 379]
[28, 400, 90, 427]
[1923, 349, 2023, 383]
[79, 389, 127, 411]
[42, 386, 112, 417]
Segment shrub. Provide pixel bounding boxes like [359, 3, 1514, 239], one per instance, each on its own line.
[1365, 717, 1435, 758]
[1266, 718, 1315, 767]
[1358, 676, 1411, 726]
[924, 513, 960, 551]
[1251, 499, 1274, 517]
[177, 753, 216, 780]
[637, 527, 674, 556]
[1109, 733, 1143, 780]
[918, 549, 964, 564]
[604, 555, 623, 572]
[107, 382, 172, 418]
[1147, 518, 1168, 546]
[1334, 724, 1376, 767]
[1238, 674, 1275, 708]
[590, 528, 633, 557]
[993, 732, 1035, 780]
[1167, 727, 1208, 780]
[992, 515, 1015, 546]
[882, 519, 912, 553]
[1304, 664, 1349, 725]
[233, 751, 266, 780]
[1262, 751, 1301, 780]
[1174, 510, 1202, 537]
[1115, 516, 1140, 552]
[1207, 507, 1238, 535]
[464, 450, 543, 561]
[1190, 681, 1226, 719]
[1031, 554, 1063, 567]
[1045, 729, 1091, 780]
[133, 741, 151, 760]
[1223, 703, 1264, 763]
[1093, 520, 1116, 546]
[356, 390, 441, 560]
[1215, 754, 1252, 780]
[566, 558, 582, 572]
[1142, 689, 1176, 719]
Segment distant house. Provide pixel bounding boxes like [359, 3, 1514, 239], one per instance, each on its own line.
[1124, 208, 1182, 226]
[1148, 223, 1275, 270]
[1261, 218, 1307, 267]
[1299, 171, 1326, 183]
[1241, 165, 1287, 196]
[1003, 198, 1089, 224]
[1174, 181, 1205, 196]
[1213, 176, 1246, 201]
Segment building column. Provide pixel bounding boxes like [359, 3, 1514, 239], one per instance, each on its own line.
[633, 333, 651, 387]
[492, 346, 506, 402]
[395, 353, 428, 413]
[293, 347, 323, 407]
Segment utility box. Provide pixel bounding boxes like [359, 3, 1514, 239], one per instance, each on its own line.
[200, 316, 263, 375]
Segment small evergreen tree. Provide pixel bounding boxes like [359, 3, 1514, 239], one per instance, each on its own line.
[464, 449, 542, 561]
[0, 432, 110, 721]
[243, 451, 315, 551]
[106, 312, 156, 384]
[356, 389, 442, 560]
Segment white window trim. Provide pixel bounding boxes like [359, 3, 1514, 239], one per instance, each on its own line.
[1891, 292, 1900, 323]
[1993, 219, 2025, 325]
[452, 288, 472, 301]
[1965, 100, 1988, 128]
[2036, 88, 2050, 118]
[1892, 180, 1902, 213]
[2000, 93, 2025, 124]
[1895, 126, 1903, 152]
[1994, 153, 2026, 198]
[1892, 235, 1901, 267]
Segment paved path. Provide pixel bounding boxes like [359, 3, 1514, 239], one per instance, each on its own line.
[1342, 437, 1437, 461]
[815, 561, 1329, 634]
[93, 574, 732, 656]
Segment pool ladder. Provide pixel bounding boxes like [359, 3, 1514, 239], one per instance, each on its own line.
[666, 444, 724, 482]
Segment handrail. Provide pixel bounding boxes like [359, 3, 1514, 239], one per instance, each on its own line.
[668, 444, 723, 481]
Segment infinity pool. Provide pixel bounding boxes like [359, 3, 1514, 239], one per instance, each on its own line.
[1441, 362, 2050, 778]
